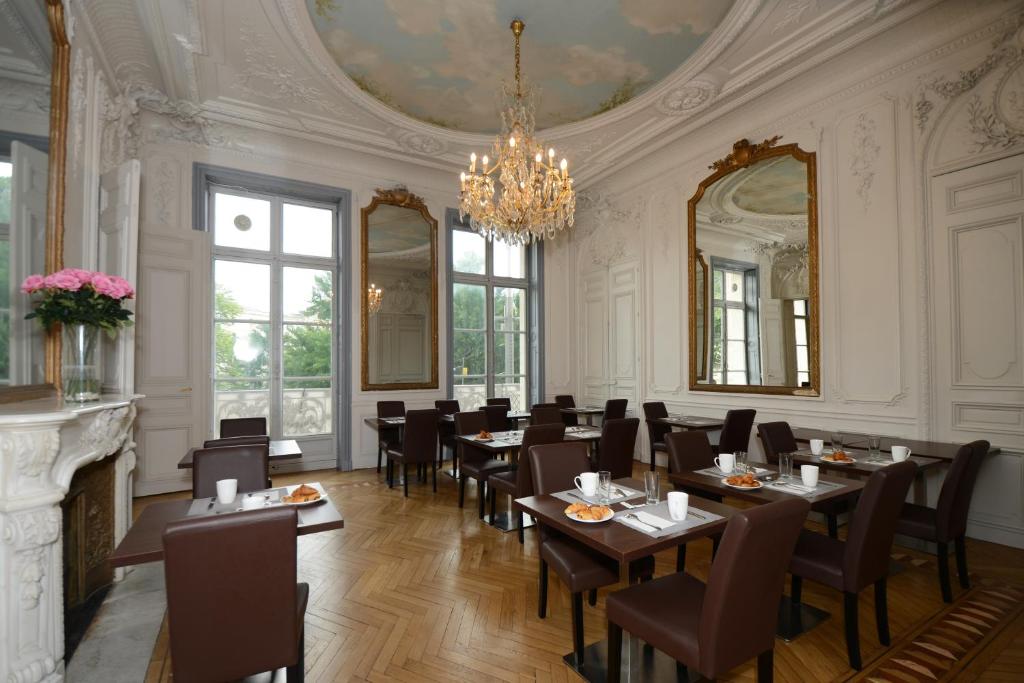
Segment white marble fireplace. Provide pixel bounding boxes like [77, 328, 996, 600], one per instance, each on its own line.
[0, 394, 140, 683]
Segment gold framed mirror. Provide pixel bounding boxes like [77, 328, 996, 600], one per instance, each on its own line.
[360, 189, 439, 391]
[0, 0, 69, 401]
[688, 137, 820, 396]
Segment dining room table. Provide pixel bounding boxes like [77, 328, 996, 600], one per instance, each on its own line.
[560, 405, 605, 425]
[108, 482, 343, 568]
[790, 428, 1001, 461]
[787, 448, 943, 477]
[176, 439, 303, 469]
[653, 414, 724, 431]
[516, 476, 736, 680]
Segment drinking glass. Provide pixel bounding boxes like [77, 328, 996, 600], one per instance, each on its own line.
[735, 451, 748, 473]
[830, 433, 844, 455]
[868, 435, 881, 462]
[779, 452, 793, 480]
[643, 471, 660, 505]
[598, 470, 612, 504]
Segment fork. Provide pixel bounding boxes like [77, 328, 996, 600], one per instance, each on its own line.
[625, 513, 658, 532]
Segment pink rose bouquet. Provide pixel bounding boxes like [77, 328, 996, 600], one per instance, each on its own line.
[21, 268, 134, 335]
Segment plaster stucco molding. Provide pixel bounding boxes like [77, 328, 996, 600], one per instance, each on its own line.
[655, 72, 723, 117]
[0, 76, 50, 116]
[849, 111, 881, 210]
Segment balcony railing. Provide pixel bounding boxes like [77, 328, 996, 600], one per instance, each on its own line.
[214, 388, 332, 436]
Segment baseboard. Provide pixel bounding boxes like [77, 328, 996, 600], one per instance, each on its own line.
[967, 519, 1024, 550]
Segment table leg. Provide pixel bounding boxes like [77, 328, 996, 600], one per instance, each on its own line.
[563, 635, 703, 682]
[775, 595, 831, 641]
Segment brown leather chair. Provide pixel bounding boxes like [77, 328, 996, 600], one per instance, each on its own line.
[528, 442, 654, 665]
[715, 409, 756, 455]
[480, 404, 512, 432]
[758, 421, 845, 539]
[788, 460, 917, 670]
[486, 397, 512, 408]
[555, 394, 579, 427]
[192, 444, 269, 499]
[606, 498, 810, 683]
[604, 398, 628, 421]
[454, 411, 512, 518]
[386, 409, 439, 497]
[203, 435, 271, 449]
[896, 440, 989, 602]
[435, 399, 461, 469]
[530, 403, 563, 425]
[642, 402, 672, 472]
[220, 416, 267, 438]
[665, 430, 722, 571]
[487, 423, 566, 543]
[376, 401, 405, 474]
[163, 507, 307, 682]
[595, 418, 640, 479]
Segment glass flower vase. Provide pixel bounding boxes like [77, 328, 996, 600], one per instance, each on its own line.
[62, 323, 101, 401]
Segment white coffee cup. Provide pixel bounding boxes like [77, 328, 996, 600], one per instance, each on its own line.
[667, 491, 689, 521]
[801, 465, 819, 488]
[215, 478, 238, 505]
[241, 495, 266, 511]
[714, 452, 735, 474]
[574, 471, 599, 497]
[891, 446, 911, 462]
[809, 439, 824, 456]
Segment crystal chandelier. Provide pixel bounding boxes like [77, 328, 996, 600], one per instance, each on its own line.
[459, 19, 575, 245]
[367, 283, 383, 315]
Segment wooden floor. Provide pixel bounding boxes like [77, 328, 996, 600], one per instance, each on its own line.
[140, 463, 1024, 682]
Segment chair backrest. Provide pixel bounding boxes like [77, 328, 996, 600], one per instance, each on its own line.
[604, 398, 628, 421]
[435, 399, 461, 416]
[192, 444, 269, 499]
[203, 435, 271, 449]
[529, 442, 593, 496]
[842, 460, 917, 591]
[665, 430, 716, 473]
[555, 394, 578, 426]
[515, 423, 566, 497]
[401, 409, 439, 463]
[596, 418, 640, 478]
[486, 397, 512, 408]
[756, 421, 797, 465]
[935, 440, 990, 541]
[718, 409, 756, 454]
[163, 507, 300, 682]
[219, 416, 267, 439]
[699, 498, 810, 678]
[531, 403, 563, 425]
[454, 410, 489, 464]
[642, 401, 671, 448]
[480, 404, 511, 432]
[376, 400, 406, 418]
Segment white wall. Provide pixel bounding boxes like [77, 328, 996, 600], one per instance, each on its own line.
[543, 1, 1024, 548]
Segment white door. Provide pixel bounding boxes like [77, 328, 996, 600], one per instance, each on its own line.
[580, 269, 608, 407]
[98, 159, 141, 394]
[929, 153, 1024, 542]
[9, 141, 47, 385]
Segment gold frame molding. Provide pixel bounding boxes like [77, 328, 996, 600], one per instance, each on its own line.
[0, 0, 69, 403]
[360, 188, 439, 391]
[694, 249, 709, 381]
[687, 137, 821, 396]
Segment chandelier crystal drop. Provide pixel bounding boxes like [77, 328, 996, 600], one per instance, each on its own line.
[367, 283, 383, 315]
[458, 19, 575, 245]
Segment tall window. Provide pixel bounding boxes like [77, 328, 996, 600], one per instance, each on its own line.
[450, 225, 531, 410]
[784, 299, 810, 387]
[210, 185, 337, 438]
[0, 160, 10, 386]
[711, 259, 760, 385]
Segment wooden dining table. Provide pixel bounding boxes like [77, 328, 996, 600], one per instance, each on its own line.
[787, 449, 943, 477]
[517, 476, 735, 680]
[653, 414, 724, 431]
[108, 482, 343, 568]
[177, 439, 303, 469]
[790, 428, 1001, 461]
[560, 406, 605, 425]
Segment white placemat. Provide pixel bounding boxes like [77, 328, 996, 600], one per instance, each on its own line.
[187, 487, 285, 516]
[613, 500, 723, 538]
[693, 466, 771, 477]
[765, 478, 845, 498]
[551, 485, 645, 506]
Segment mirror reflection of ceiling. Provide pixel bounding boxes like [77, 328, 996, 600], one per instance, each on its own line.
[306, 0, 735, 133]
[730, 156, 809, 216]
[0, 0, 52, 121]
[367, 204, 431, 267]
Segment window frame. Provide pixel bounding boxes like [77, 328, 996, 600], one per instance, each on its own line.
[710, 257, 761, 386]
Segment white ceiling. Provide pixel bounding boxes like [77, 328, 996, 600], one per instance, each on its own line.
[81, 0, 937, 187]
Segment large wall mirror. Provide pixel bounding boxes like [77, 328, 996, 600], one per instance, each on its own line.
[361, 189, 438, 391]
[0, 0, 69, 400]
[688, 137, 820, 396]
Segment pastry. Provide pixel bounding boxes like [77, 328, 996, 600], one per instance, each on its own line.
[725, 472, 759, 487]
[283, 484, 321, 503]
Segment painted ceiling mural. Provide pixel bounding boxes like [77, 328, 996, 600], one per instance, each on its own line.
[730, 156, 809, 216]
[307, 0, 735, 133]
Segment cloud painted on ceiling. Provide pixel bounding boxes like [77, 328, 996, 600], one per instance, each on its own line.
[308, 0, 734, 133]
[731, 156, 809, 216]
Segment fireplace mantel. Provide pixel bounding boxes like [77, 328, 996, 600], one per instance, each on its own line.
[0, 394, 141, 683]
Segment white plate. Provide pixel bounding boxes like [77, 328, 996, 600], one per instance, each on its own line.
[474, 437, 494, 443]
[565, 508, 614, 523]
[282, 495, 324, 507]
[721, 478, 763, 490]
[820, 455, 856, 465]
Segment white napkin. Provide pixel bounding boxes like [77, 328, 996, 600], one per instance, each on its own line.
[633, 511, 674, 530]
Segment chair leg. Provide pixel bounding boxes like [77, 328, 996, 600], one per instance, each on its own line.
[588, 589, 597, 606]
[607, 621, 622, 682]
[827, 514, 838, 539]
[538, 559, 548, 618]
[432, 462, 437, 493]
[403, 463, 409, 498]
[791, 575, 802, 605]
[478, 480, 486, 519]
[937, 540, 953, 603]
[572, 592, 585, 666]
[955, 536, 970, 589]
[286, 625, 305, 683]
[676, 544, 687, 573]
[387, 458, 393, 489]
[458, 476, 466, 508]
[649, 448, 656, 471]
[757, 649, 774, 683]
[517, 512, 524, 544]
[711, 535, 720, 560]
[844, 591, 862, 670]
[377, 446, 382, 473]
[874, 578, 890, 645]
[489, 487, 496, 521]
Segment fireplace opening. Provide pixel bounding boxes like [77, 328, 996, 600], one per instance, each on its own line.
[62, 456, 116, 662]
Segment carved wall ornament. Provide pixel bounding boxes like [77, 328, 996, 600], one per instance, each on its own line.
[709, 136, 784, 172]
[394, 130, 447, 155]
[966, 93, 1024, 151]
[153, 158, 178, 225]
[772, 0, 820, 36]
[78, 406, 132, 458]
[18, 548, 46, 609]
[0, 77, 51, 116]
[849, 112, 881, 210]
[576, 192, 646, 267]
[3, 431, 61, 482]
[235, 24, 331, 111]
[3, 508, 61, 549]
[656, 75, 720, 116]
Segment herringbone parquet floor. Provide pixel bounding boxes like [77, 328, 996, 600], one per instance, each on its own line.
[140, 463, 1024, 682]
